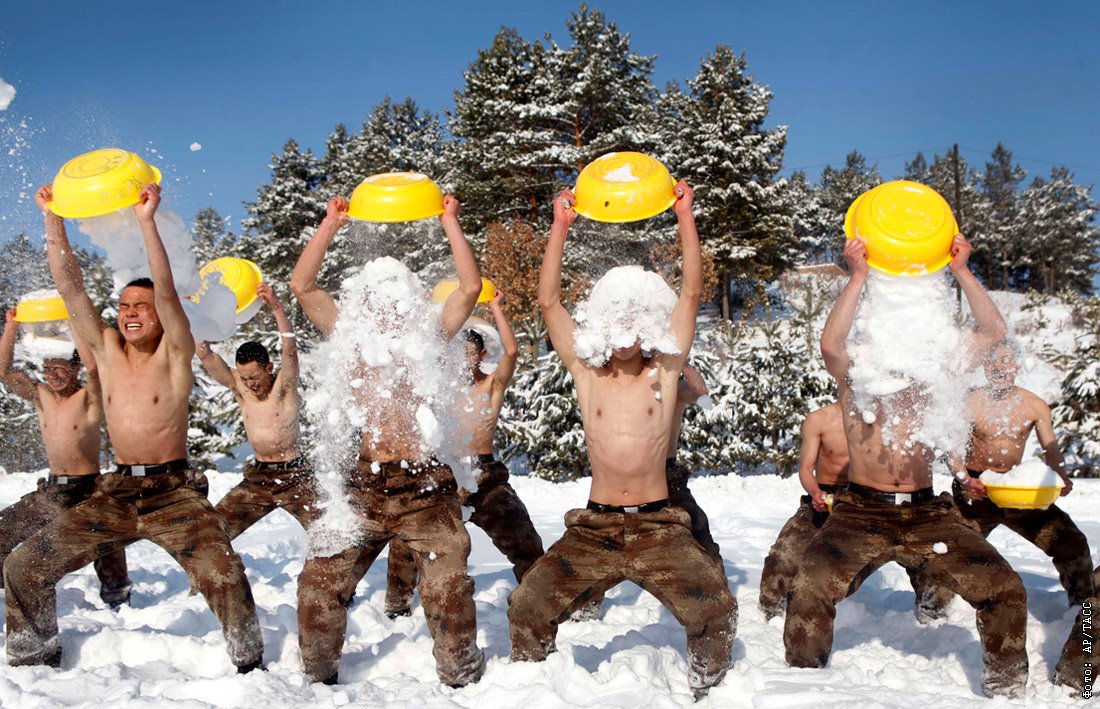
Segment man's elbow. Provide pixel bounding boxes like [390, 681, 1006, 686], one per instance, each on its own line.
[289, 273, 311, 298]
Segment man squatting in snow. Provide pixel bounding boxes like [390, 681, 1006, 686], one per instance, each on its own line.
[381, 290, 545, 618]
[782, 233, 1030, 698]
[507, 181, 736, 699]
[0, 308, 131, 608]
[5, 183, 263, 671]
[196, 282, 323, 541]
[910, 338, 1094, 616]
[290, 194, 485, 686]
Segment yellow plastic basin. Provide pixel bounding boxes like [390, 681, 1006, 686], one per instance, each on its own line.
[199, 257, 264, 323]
[844, 180, 958, 276]
[983, 483, 1063, 509]
[15, 291, 69, 322]
[347, 172, 444, 223]
[573, 152, 676, 223]
[48, 148, 163, 219]
[431, 278, 496, 304]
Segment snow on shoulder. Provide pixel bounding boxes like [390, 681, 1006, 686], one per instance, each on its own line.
[573, 265, 680, 367]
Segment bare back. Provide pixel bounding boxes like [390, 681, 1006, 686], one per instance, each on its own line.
[577, 357, 681, 505]
[97, 333, 192, 464]
[35, 382, 102, 475]
[838, 384, 935, 492]
[965, 386, 1043, 473]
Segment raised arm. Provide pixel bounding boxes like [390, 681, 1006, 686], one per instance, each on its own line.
[258, 282, 298, 386]
[290, 197, 345, 335]
[821, 238, 869, 383]
[538, 189, 581, 374]
[133, 184, 194, 358]
[1033, 397, 1072, 496]
[439, 195, 482, 340]
[677, 363, 708, 405]
[0, 308, 38, 402]
[195, 339, 238, 391]
[950, 234, 1007, 352]
[669, 180, 702, 358]
[36, 185, 110, 354]
[488, 290, 518, 387]
[797, 413, 828, 512]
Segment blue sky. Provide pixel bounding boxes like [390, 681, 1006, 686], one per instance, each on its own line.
[1, 0, 1097, 243]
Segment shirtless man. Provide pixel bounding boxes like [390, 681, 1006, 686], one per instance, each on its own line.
[290, 195, 484, 687]
[912, 340, 1093, 617]
[0, 309, 130, 608]
[382, 291, 544, 618]
[783, 235, 1029, 697]
[5, 183, 263, 672]
[196, 283, 319, 539]
[508, 183, 736, 699]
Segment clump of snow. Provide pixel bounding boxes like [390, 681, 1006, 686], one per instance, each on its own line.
[602, 164, 640, 183]
[979, 459, 1064, 487]
[932, 542, 948, 555]
[573, 265, 680, 367]
[847, 271, 971, 455]
[0, 76, 14, 110]
[189, 142, 202, 152]
[464, 316, 502, 374]
[301, 257, 477, 557]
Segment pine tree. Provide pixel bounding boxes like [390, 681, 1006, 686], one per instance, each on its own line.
[785, 170, 829, 264]
[817, 150, 882, 252]
[1047, 293, 1100, 476]
[1014, 167, 1099, 295]
[970, 143, 1026, 290]
[191, 207, 236, 266]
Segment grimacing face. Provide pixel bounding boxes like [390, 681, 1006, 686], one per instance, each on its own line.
[984, 345, 1019, 389]
[41, 358, 80, 392]
[237, 360, 275, 397]
[464, 341, 485, 375]
[117, 285, 162, 345]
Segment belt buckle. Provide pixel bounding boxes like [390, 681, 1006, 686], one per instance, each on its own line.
[894, 492, 912, 505]
[131, 465, 147, 477]
[623, 505, 640, 513]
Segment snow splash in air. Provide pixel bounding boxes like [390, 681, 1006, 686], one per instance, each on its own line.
[14, 289, 75, 360]
[0, 76, 15, 111]
[847, 271, 973, 455]
[75, 208, 237, 341]
[573, 265, 680, 367]
[301, 257, 477, 557]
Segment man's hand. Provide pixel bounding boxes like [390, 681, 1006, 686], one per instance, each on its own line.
[324, 196, 349, 227]
[256, 282, 283, 313]
[490, 289, 504, 309]
[34, 185, 55, 215]
[442, 194, 461, 221]
[672, 179, 694, 216]
[553, 188, 577, 230]
[843, 237, 870, 279]
[810, 490, 829, 512]
[961, 476, 987, 499]
[133, 183, 161, 223]
[948, 233, 972, 273]
[1059, 472, 1073, 496]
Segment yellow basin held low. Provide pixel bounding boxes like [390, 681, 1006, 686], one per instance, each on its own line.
[573, 151, 677, 223]
[347, 172, 445, 223]
[983, 483, 1063, 509]
[431, 278, 496, 304]
[48, 148, 163, 219]
[198, 257, 264, 324]
[844, 180, 958, 276]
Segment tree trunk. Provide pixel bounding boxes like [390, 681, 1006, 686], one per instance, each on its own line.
[720, 272, 731, 320]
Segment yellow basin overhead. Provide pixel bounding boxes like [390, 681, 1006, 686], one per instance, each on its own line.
[48, 148, 163, 219]
[844, 180, 958, 276]
[347, 172, 445, 223]
[198, 257, 265, 324]
[431, 278, 496, 304]
[573, 151, 677, 223]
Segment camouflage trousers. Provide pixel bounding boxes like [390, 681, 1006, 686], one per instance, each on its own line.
[383, 458, 544, 615]
[215, 457, 320, 540]
[783, 488, 1028, 697]
[508, 505, 737, 694]
[758, 485, 889, 619]
[0, 474, 130, 606]
[296, 458, 483, 687]
[910, 479, 1095, 616]
[1054, 565, 1099, 694]
[4, 467, 263, 669]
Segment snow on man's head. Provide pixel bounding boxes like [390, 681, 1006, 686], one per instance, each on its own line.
[573, 265, 680, 367]
[340, 257, 426, 317]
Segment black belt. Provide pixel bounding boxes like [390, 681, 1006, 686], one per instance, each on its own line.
[587, 499, 670, 514]
[477, 453, 495, 464]
[819, 483, 842, 494]
[848, 483, 935, 506]
[112, 459, 190, 477]
[49, 474, 98, 486]
[966, 469, 984, 479]
[254, 456, 308, 471]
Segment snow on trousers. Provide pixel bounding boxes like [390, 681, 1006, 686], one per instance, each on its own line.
[1054, 564, 1099, 693]
[909, 479, 1095, 614]
[383, 458, 544, 614]
[508, 506, 737, 693]
[3, 469, 263, 668]
[215, 458, 320, 539]
[296, 459, 483, 686]
[783, 489, 1028, 696]
[0, 474, 130, 606]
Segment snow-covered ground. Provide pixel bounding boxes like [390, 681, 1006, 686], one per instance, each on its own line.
[0, 468, 1092, 707]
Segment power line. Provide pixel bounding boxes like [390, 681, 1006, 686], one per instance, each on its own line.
[783, 147, 1100, 176]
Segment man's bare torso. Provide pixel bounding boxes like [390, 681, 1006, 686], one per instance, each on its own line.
[237, 373, 302, 462]
[460, 373, 505, 457]
[966, 386, 1039, 473]
[36, 384, 101, 475]
[577, 358, 679, 505]
[811, 402, 850, 486]
[839, 385, 935, 492]
[356, 365, 428, 463]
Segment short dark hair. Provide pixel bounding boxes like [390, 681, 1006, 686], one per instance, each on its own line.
[70, 349, 81, 367]
[125, 277, 155, 290]
[235, 341, 270, 366]
[465, 329, 485, 353]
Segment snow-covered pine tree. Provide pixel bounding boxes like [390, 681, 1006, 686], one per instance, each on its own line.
[969, 143, 1026, 290]
[669, 44, 791, 319]
[1047, 292, 1100, 476]
[785, 170, 829, 265]
[902, 150, 981, 232]
[1013, 167, 1099, 295]
[191, 207, 236, 266]
[817, 151, 882, 252]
